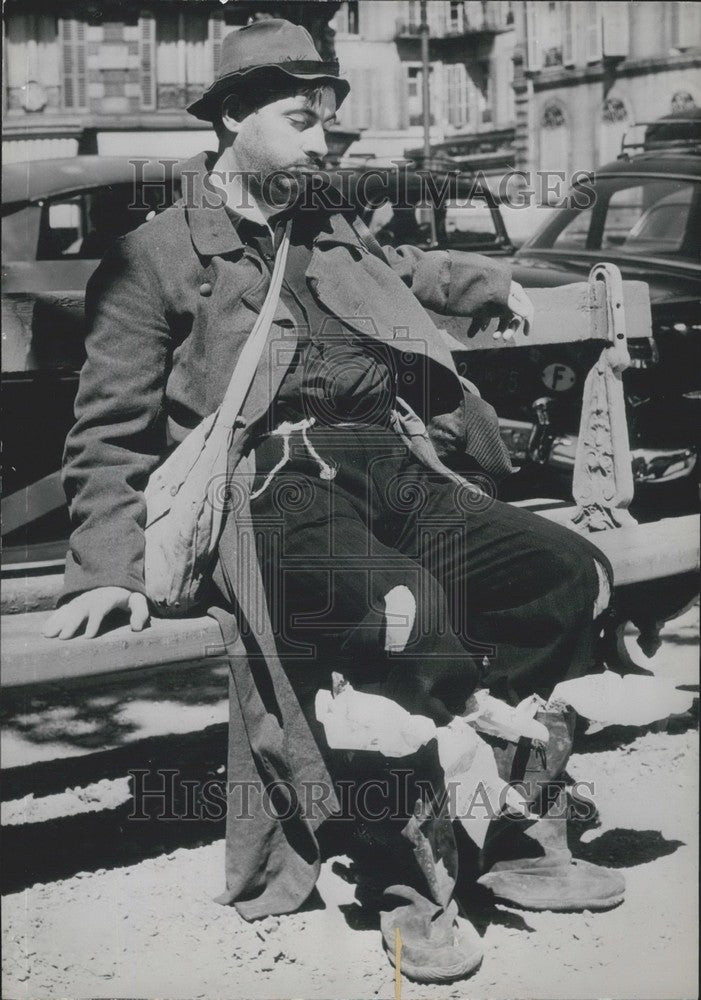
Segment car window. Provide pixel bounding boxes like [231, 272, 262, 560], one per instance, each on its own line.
[622, 185, 693, 252]
[526, 176, 700, 261]
[438, 198, 499, 248]
[551, 207, 594, 249]
[36, 183, 174, 261]
[367, 200, 430, 247]
[600, 182, 694, 252]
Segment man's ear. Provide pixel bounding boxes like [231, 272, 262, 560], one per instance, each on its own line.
[220, 95, 244, 135]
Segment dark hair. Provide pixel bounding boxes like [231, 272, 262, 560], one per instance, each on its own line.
[213, 71, 330, 143]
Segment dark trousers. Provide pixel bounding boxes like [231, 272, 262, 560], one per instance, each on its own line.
[249, 424, 607, 715]
[247, 424, 607, 904]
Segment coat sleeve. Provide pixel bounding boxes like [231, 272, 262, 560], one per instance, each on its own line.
[60, 233, 171, 602]
[379, 243, 512, 318]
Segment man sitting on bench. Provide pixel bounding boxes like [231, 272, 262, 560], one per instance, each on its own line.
[44, 18, 623, 984]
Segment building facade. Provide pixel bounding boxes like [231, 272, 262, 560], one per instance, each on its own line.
[513, 1, 701, 178]
[333, 0, 517, 166]
[2, 1, 342, 163]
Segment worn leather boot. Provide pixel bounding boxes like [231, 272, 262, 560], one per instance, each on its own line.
[381, 886, 483, 984]
[370, 795, 482, 983]
[477, 707, 625, 911]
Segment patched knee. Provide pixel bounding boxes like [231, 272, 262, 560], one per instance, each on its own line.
[593, 559, 611, 619]
[383, 585, 416, 653]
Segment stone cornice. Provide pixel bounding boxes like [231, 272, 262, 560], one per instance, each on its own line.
[528, 52, 701, 92]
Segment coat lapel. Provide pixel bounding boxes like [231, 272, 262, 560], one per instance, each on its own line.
[305, 216, 459, 379]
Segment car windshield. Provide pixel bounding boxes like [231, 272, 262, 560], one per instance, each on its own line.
[522, 175, 701, 263]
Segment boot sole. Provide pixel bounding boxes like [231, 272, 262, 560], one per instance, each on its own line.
[384, 944, 483, 985]
[488, 890, 625, 913]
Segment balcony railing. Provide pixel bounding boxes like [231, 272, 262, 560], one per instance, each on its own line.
[395, 13, 508, 39]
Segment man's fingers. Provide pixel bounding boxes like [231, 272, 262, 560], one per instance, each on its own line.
[42, 607, 69, 638]
[42, 587, 138, 641]
[128, 593, 150, 631]
[57, 605, 90, 640]
[507, 282, 534, 332]
[83, 602, 109, 640]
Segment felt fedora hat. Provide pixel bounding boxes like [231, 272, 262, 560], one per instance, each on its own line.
[187, 18, 350, 122]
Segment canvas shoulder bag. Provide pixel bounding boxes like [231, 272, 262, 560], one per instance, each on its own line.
[143, 219, 292, 617]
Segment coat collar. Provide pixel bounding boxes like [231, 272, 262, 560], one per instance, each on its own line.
[181, 151, 362, 258]
[181, 151, 243, 257]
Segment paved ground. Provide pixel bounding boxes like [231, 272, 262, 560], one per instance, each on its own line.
[2, 606, 698, 1000]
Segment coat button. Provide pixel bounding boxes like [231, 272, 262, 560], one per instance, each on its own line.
[170, 485, 179, 497]
[199, 281, 212, 296]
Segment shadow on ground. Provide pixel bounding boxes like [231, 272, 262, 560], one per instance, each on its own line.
[569, 827, 684, 868]
[1, 659, 228, 753]
[1, 744, 228, 894]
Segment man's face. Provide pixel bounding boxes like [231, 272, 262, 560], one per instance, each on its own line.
[229, 85, 338, 207]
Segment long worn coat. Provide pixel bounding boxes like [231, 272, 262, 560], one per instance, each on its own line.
[61, 151, 515, 917]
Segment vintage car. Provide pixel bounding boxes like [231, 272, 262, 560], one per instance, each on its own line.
[491, 114, 701, 511]
[2, 157, 183, 569]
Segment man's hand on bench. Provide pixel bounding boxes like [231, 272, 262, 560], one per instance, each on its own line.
[496, 281, 534, 341]
[42, 588, 150, 640]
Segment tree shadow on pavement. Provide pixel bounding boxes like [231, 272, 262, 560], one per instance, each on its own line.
[1, 659, 229, 754]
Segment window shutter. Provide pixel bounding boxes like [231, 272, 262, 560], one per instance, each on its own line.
[444, 63, 468, 128]
[562, 2, 575, 65]
[602, 2, 629, 58]
[670, 2, 701, 49]
[209, 13, 225, 77]
[396, 63, 409, 129]
[363, 68, 374, 129]
[406, 0, 419, 32]
[443, 63, 454, 124]
[525, 2, 542, 70]
[139, 15, 156, 110]
[344, 67, 372, 129]
[59, 18, 87, 111]
[429, 1, 447, 36]
[584, 1, 602, 63]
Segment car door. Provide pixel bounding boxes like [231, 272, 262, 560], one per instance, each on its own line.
[2, 181, 175, 568]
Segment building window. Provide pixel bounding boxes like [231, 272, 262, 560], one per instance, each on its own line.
[602, 2, 629, 58]
[156, 10, 209, 109]
[337, 1, 360, 35]
[670, 2, 701, 50]
[584, 1, 602, 63]
[103, 22, 124, 43]
[448, 2, 464, 34]
[59, 18, 88, 111]
[562, 2, 575, 65]
[347, 1, 360, 35]
[443, 63, 470, 128]
[480, 62, 492, 124]
[406, 64, 434, 126]
[525, 2, 542, 70]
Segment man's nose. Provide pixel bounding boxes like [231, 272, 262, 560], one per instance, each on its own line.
[303, 122, 328, 161]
